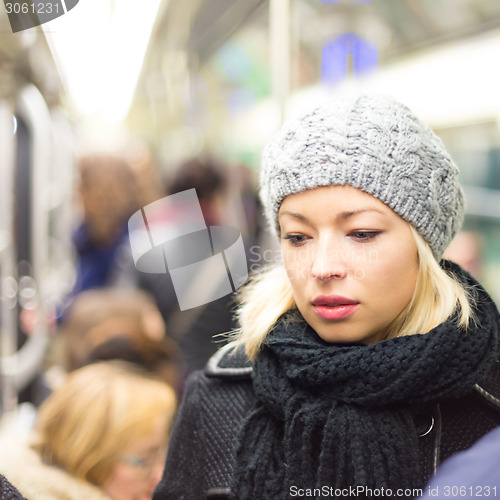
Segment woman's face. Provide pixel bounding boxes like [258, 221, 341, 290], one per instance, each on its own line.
[103, 419, 167, 500]
[279, 185, 418, 344]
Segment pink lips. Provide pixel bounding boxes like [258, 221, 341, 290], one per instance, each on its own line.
[312, 295, 360, 320]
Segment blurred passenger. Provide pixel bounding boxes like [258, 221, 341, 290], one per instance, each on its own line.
[0, 361, 177, 500]
[139, 157, 238, 377]
[227, 163, 263, 247]
[123, 140, 165, 218]
[58, 288, 182, 392]
[443, 230, 484, 279]
[166, 157, 228, 226]
[71, 154, 139, 297]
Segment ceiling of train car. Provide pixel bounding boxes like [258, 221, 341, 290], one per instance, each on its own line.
[127, 0, 500, 162]
[185, 0, 266, 64]
[126, 0, 267, 145]
[139, 0, 500, 83]
[294, 0, 500, 59]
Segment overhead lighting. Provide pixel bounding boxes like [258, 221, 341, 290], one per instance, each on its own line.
[43, 0, 161, 123]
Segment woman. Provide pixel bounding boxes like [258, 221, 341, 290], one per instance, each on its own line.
[153, 95, 500, 499]
[0, 361, 177, 500]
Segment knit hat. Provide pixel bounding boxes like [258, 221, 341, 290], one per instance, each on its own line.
[259, 94, 465, 259]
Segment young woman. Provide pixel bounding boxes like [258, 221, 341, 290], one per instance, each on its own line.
[153, 95, 500, 500]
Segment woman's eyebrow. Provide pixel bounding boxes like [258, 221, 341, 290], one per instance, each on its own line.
[338, 208, 386, 220]
[279, 211, 309, 222]
[279, 207, 386, 223]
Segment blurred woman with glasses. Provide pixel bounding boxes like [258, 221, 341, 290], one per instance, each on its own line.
[0, 361, 176, 500]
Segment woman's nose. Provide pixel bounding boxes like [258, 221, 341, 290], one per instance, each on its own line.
[150, 459, 165, 488]
[310, 240, 348, 281]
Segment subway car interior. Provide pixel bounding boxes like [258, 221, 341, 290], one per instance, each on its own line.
[1, 0, 500, 494]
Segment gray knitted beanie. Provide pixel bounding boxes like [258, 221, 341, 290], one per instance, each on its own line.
[260, 94, 465, 259]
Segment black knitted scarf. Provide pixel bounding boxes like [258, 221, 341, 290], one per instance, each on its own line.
[232, 263, 499, 499]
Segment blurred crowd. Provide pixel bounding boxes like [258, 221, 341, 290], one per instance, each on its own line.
[0, 150, 265, 499]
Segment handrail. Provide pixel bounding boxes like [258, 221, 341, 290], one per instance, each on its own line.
[0, 85, 53, 412]
[0, 100, 18, 415]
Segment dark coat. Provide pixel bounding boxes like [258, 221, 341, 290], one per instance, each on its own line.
[0, 475, 26, 500]
[153, 343, 500, 500]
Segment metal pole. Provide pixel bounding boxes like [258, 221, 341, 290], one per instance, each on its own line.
[270, 0, 291, 125]
[0, 101, 18, 416]
[8, 86, 52, 392]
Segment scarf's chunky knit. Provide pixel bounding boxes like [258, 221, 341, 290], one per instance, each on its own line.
[232, 264, 500, 499]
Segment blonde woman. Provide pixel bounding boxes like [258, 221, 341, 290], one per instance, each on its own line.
[0, 361, 176, 500]
[153, 95, 500, 500]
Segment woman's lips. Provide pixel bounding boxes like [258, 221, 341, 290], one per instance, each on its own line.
[312, 295, 360, 320]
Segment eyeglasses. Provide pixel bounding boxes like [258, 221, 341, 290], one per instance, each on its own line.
[120, 445, 167, 473]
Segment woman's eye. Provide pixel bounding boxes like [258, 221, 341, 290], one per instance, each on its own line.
[350, 231, 380, 241]
[283, 234, 309, 246]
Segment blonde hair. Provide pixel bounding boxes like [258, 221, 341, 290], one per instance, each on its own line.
[235, 226, 475, 360]
[35, 361, 177, 487]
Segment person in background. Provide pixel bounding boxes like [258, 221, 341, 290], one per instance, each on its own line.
[57, 288, 182, 393]
[443, 230, 484, 279]
[139, 157, 238, 378]
[167, 157, 228, 227]
[0, 361, 177, 500]
[70, 155, 140, 297]
[153, 95, 500, 499]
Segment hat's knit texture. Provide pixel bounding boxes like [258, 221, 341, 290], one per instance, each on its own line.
[260, 94, 465, 259]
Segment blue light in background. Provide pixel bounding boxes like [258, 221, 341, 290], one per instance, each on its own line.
[321, 33, 378, 85]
